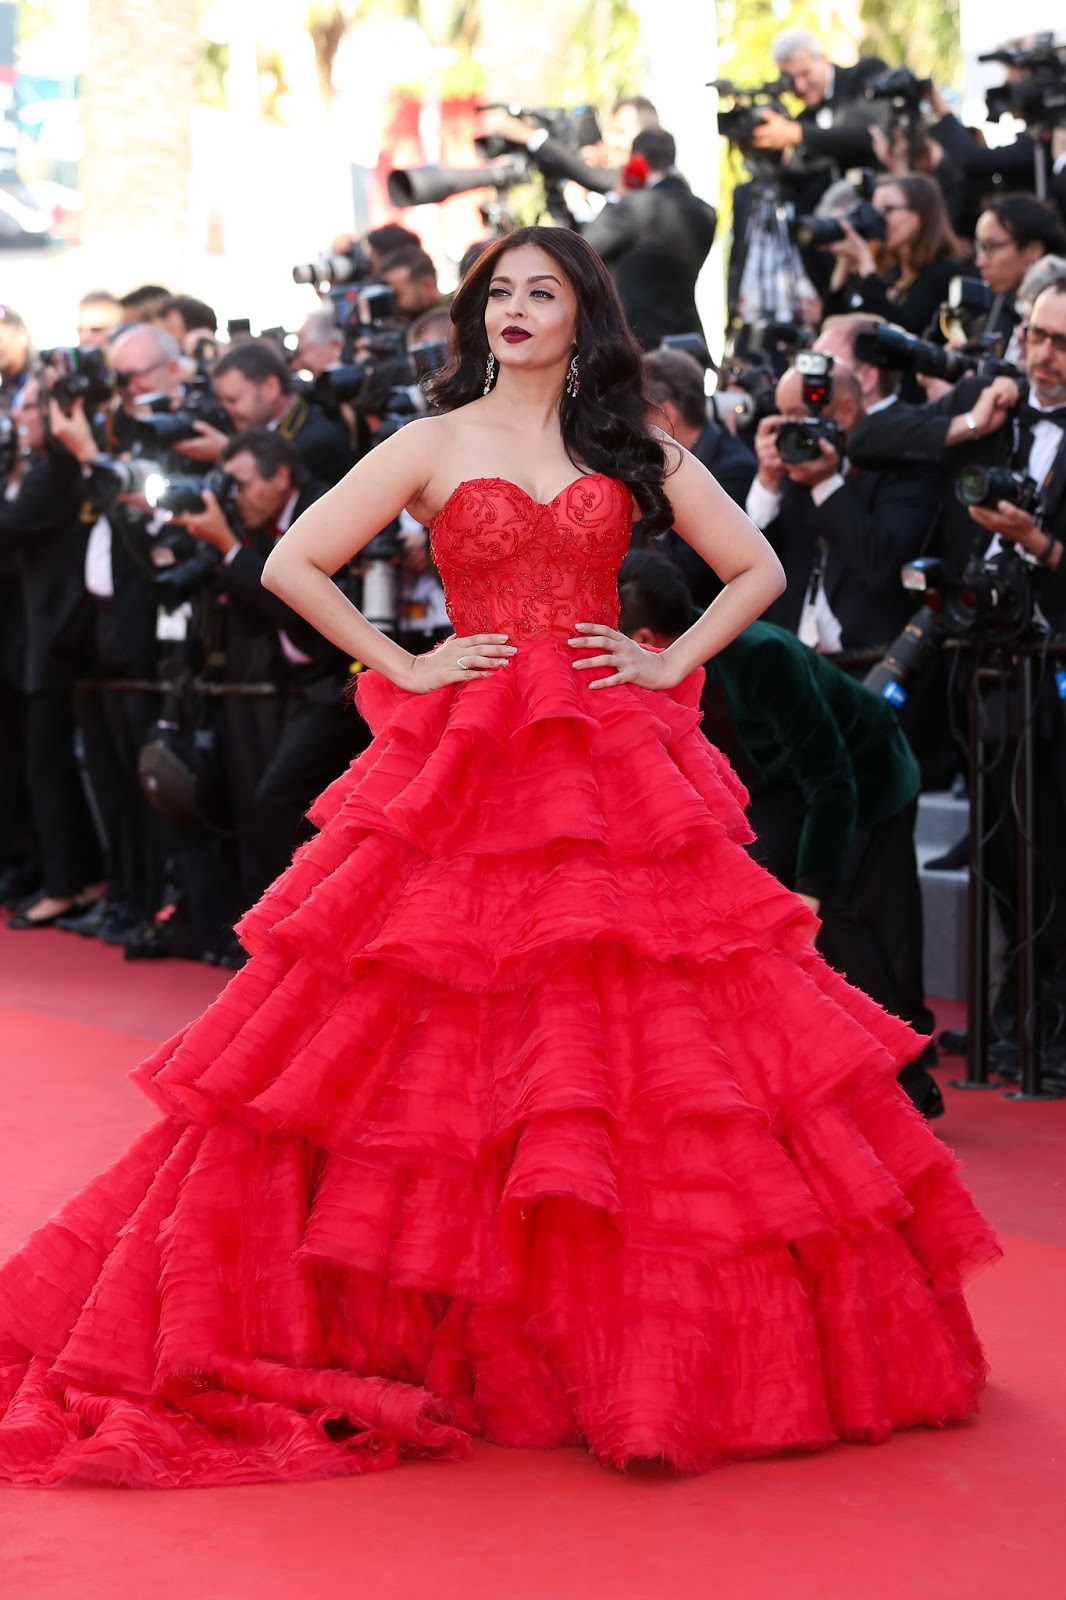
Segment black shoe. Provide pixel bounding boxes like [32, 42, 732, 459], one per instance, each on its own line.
[56, 899, 120, 937]
[8, 899, 76, 930]
[898, 1062, 946, 1120]
[122, 922, 176, 962]
[924, 835, 969, 872]
[0, 863, 43, 909]
[938, 1028, 967, 1056]
[96, 907, 144, 945]
[204, 930, 246, 970]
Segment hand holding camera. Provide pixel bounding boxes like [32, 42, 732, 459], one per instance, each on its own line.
[166, 486, 239, 557]
[172, 420, 228, 465]
[46, 396, 98, 467]
[753, 416, 788, 491]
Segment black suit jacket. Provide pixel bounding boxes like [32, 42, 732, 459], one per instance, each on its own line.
[0, 450, 94, 694]
[274, 398, 354, 488]
[214, 481, 351, 699]
[654, 422, 757, 609]
[762, 457, 940, 649]
[583, 173, 716, 350]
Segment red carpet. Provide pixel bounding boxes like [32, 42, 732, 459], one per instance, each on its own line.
[1, 925, 1063, 1599]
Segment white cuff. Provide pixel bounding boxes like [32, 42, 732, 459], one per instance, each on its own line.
[222, 544, 241, 566]
[526, 128, 549, 153]
[809, 473, 845, 507]
[745, 478, 783, 530]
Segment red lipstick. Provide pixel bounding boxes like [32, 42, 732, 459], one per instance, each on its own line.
[502, 328, 532, 343]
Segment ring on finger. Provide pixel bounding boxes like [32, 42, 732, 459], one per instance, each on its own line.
[457, 655, 468, 670]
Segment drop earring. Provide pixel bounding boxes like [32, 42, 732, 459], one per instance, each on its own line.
[483, 352, 496, 394]
[565, 353, 581, 398]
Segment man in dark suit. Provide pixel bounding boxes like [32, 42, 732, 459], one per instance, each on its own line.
[1, 378, 101, 927]
[750, 30, 888, 199]
[583, 130, 716, 351]
[173, 429, 368, 913]
[619, 549, 941, 1117]
[173, 340, 354, 487]
[641, 345, 757, 608]
[746, 350, 939, 652]
[478, 96, 660, 199]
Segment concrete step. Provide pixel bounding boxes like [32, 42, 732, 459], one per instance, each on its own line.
[916, 790, 968, 857]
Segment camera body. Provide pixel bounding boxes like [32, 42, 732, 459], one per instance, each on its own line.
[40, 346, 114, 417]
[980, 35, 1066, 129]
[134, 379, 231, 447]
[776, 351, 845, 465]
[292, 240, 375, 289]
[796, 200, 888, 249]
[864, 66, 932, 111]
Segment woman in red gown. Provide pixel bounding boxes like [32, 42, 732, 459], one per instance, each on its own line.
[0, 228, 998, 1488]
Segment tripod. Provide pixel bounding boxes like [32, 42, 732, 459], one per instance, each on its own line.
[730, 168, 808, 334]
[950, 636, 1066, 1100]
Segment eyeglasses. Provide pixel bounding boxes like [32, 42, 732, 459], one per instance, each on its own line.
[113, 359, 167, 389]
[1025, 323, 1066, 357]
[974, 236, 1014, 256]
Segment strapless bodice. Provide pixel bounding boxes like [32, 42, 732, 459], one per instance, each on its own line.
[428, 475, 633, 640]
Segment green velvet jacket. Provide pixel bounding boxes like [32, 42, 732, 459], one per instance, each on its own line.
[702, 621, 920, 899]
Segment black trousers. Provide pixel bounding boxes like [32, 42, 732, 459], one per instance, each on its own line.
[24, 689, 103, 898]
[75, 676, 162, 916]
[0, 678, 36, 874]
[223, 693, 369, 914]
[748, 788, 932, 1037]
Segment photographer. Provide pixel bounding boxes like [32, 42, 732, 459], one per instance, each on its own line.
[154, 295, 218, 357]
[180, 341, 353, 485]
[582, 130, 716, 351]
[47, 322, 189, 940]
[746, 324, 939, 653]
[748, 29, 888, 202]
[378, 248, 447, 325]
[822, 174, 970, 345]
[1, 378, 102, 929]
[619, 550, 941, 1119]
[974, 195, 1066, 346]
[172, 429, 368, 911]
[642, 346, 756, 607]
[292, 310, 345, 378]
[479, 96, 660, 198]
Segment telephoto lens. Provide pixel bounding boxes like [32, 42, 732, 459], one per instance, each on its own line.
[955, 466, 1040, 514]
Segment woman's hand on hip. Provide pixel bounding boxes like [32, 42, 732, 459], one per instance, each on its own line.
[405, 634, 516, 693]
[568, 624, 678, 690]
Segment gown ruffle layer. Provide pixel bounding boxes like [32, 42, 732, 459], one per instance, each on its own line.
[0, 640, 1000, 1488]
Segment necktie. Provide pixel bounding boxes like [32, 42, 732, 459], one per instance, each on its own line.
[1017, 402, 1066, 430]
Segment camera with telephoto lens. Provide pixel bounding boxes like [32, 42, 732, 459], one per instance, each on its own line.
[955, 465, 1040, 515]
[865, 546, 1042, 709]
[981, 35, 1066, 129]
[795, 200, 888, 249]
[40, 346, 114, 416]
[148, 468, 240, 611]
[82, 454, 165, 511]
[776, 352, 845, 465]
[854, 319, 1023, 386]
[133, 378, 231, 447]
[388, 102, 600, 210]
[292, 239, 374, 288]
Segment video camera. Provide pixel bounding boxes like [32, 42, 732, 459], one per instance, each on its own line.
[39, 346, 114, 417]
[708, 76, 793, 156]
[981, 34, 1066, 129]
[864, 65, 932, 111]
[776, 352, 844, 465]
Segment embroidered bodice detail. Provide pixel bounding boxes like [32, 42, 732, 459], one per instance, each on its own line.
[429, 475, 633, 640]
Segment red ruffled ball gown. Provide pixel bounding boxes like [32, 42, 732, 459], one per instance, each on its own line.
[0, 474, 999, 1489]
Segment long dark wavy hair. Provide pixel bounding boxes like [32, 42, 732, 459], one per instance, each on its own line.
[426, 226, 674, 535]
